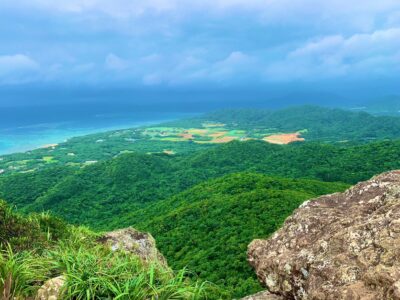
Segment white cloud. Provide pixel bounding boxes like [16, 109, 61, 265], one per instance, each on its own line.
[1, 1, 400, 86]
[4, 0, 400, 25]
[265, 28, 400, 81]
[105, 53, 129, 71]
[139, 51, 256, 85]
[0, 54, 39, 74]
[142, 72, 163, 85]
[386, 11, 400, 26]
[207, 51, 254, 79]
[0, 54, 40, 83]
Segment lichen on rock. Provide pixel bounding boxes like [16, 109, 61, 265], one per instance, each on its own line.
[36, 227, 167, 300]
[98, 227, 167, 265]
[247, 171, 400, 300]
[36, 276, 65, 300]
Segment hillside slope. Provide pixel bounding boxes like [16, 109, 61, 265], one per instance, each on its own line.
[169, 105, 400, 141]
[130, 173, 348, 297]
[2, 105, 400, 176]
[2, 140, 400, 230]
[247, 171, 400, 299]
[0, 200, 212, 299]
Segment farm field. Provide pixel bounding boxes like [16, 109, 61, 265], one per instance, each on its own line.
[5, 104, 400, 176]
[0, 122, 304, 175]
[263, 132, 305, 144]
[143, 124, 305, 145]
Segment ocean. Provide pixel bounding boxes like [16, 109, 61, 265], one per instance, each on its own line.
[0, 104, 194, 155]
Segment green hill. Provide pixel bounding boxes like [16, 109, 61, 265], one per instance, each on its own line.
[131, 173, 349, 297]
[2, 107, 400, 298]
[0, 200, 209, 299]
[168, 105, 400, 141]
[2, 140, 400, 231]
[2, 105, 400, 176]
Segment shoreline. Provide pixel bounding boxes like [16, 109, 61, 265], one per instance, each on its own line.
[0, 116, 190, 156]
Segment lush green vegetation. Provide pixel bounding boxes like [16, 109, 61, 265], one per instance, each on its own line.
[189, 106, 400, 141]
[2, 105, 400, 175]
[2, 140, 400, 228]
[2, 106, 400, 298]
[0, 200, 214, 299]
[132, 173, 349, 297]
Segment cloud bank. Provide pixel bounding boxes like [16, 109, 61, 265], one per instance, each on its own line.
[0, 0, 399, 87]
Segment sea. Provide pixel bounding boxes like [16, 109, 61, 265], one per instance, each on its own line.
[2, 87, 393, 155]
[0, 104, 195, 155]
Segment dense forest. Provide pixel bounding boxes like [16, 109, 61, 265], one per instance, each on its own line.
[131, 173, 348, 297]
[2, 139, 400, 228]
[2, 106, 400, 176]
[167, 105, 400, 141]
[2, 107, 400, 298]
[2, 139, 400, 296]
[0, 200, 213, 299]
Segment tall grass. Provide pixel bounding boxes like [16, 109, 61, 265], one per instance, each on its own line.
[49, 242, 210, 299]
[0, 245, 52, 299]
[1, 200, 220, 299]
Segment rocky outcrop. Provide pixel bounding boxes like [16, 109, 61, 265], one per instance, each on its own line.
[98, 227, 167, 265]
[247, 171, 400, 300]
[36, 276, 65, 300]
[241, 291, 284, 299]
[36, 227, 166, 300]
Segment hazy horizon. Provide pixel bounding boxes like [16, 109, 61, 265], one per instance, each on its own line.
[1, 1, 400, 154]
[1, 0, 399, 108]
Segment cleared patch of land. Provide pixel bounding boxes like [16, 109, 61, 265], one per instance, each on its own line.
[163, 150, 175, 155]
[179, 132, 194, 139]
[202, 123, 226, 128]
[263, 133, 305, 145]
[143, 125, 306, 146]
[208, 131, 228, 138]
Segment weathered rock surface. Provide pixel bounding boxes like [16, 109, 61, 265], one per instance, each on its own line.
[36, 276, 65, 300]
[248, 171, 400, 300]
[98, 227, 167, 265]
[36, 228, 166, 299]
[241, 291, 284, 299]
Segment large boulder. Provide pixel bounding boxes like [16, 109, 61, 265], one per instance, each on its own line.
[98, 227, 167, 265]
[36, 227, 166, 300]
[248, 171, 400, 300]
[36, 276, 65, 300]
[241, 291, 284, 299]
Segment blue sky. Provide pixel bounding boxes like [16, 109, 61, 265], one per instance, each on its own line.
[0, 0, 400, 93]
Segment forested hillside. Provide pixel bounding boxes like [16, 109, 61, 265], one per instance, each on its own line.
[168, 105, 400, 141]
[0, 200, 211, 299]
[131, 173, 348, 297]
[2, 107, 400, 298]
[2, 105, 400, 176]
[2, 140, 400, 230]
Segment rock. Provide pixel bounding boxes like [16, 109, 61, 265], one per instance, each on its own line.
[241, 291, 284, 299]
[36, 276, 65, 300]
[98, 227, 167, 265]
[247, 171, 400, 300]
[36, 228, 167, 299]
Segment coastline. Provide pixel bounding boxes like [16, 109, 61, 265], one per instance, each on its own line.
[0, 115, 192, 156]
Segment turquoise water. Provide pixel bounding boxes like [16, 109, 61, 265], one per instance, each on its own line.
[0, 112, 192, 155]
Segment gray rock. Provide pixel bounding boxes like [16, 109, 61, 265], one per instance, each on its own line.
[98, 227, 167, 265]
[248, 171, 400, 300]
[36, 276, 65, 300]
[241, 291, 283, 299]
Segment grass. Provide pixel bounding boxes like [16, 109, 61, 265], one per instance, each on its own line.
[0, 200, 221, 299]
[42, 156, 58, 164]
[51, 243, 211, 299]
[0, 245, 52, 300]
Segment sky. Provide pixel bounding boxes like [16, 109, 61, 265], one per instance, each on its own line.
[0, 0, 400, 102]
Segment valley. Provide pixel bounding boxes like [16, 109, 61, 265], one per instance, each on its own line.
[2, 105, 400, 176]
[2, 2, 399, 299]
[2, 106, 400, 298]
